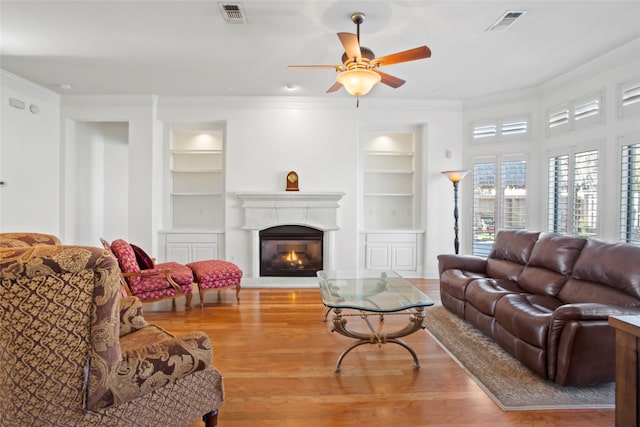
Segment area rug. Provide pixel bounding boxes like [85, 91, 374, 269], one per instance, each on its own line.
[423, 305, 615, 411]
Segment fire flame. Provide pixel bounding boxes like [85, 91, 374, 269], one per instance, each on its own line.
[284, 250, 303, 266]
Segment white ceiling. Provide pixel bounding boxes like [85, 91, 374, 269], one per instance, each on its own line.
[2, 1, 640, 101]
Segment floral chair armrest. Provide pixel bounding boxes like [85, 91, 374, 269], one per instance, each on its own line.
[122, 268, 184, 293]
[119, 296, 149, 337]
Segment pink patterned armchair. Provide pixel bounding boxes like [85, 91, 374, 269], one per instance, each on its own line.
[103, 238, 195, 309]
[0, 234, 223, 426]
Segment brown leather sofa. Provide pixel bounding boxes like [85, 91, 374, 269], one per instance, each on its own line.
[438, 229, 640, 386]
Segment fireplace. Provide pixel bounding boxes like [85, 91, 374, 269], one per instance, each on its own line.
[260, 225, 323, 277]
[236, 191, 344, 279]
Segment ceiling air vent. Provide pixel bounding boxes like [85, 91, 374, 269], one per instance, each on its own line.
[486, 10, 526, 32]
[219, 3, 247, 24]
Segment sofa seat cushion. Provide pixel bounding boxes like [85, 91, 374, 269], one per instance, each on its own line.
[91, 325, 213, 410]
[439, 269, 487, 300]
[187, 260, 243, 291]
[126, 268, 182, 294]
[495, 293, 563, 348]
[155, 261, 194, 291]
[465, 278, 524, 316]
[131, 287, 178, 301]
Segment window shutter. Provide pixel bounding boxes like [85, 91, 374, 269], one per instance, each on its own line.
[473, 124, 497, 139]
[548, 155, 570, 234]
[501, 160, 526, 229]
[618, 79, 640, 117]
[501, 120, 528, 136]
[572, 150, 598, 237]
[472, 162, 496, 257]
[620, 142, 640, 245]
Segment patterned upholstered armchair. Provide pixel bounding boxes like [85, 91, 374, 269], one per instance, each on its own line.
[103, 238, 195, 310]
[0, 235, 223, 426]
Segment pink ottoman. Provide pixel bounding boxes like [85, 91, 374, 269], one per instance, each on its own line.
[187, 260, 243, 308]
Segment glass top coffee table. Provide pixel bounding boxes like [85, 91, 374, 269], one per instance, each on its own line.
[317, 270, 434, 373]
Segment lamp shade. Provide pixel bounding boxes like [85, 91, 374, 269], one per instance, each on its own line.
[336, 69, 381, 97]
[441, 170, 470, 183]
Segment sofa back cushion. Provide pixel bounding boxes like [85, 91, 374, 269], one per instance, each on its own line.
[517, 232, 586, 296]
[486, 229, 541, 281]
[559, 238, 640, 305]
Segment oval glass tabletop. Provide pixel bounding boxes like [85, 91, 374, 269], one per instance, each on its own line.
[317, 270, 434, 313]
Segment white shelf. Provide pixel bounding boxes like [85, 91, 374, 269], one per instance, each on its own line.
[171, 149, 222, 154]
[169, 127, 225, 230]
[171, 169, 222, 173]
[171, 192, 222, 196]
[364, 151, 414, 156]
[363, 130, 416, 230]
[364, 193, 414, 197]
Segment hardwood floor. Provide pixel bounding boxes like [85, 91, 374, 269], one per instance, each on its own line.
[143, 279, 614, 427]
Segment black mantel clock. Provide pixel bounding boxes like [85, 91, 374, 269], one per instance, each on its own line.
[286, 171, 299, 191]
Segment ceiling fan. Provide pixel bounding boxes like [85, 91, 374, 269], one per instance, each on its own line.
[288, 12, 431, 102]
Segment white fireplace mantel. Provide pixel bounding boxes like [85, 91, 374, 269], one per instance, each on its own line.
[236, 191, 345, 278]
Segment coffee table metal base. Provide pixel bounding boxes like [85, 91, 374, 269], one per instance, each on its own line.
[329, 307, 426, 373]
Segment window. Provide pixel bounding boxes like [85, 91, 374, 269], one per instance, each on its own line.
[618, 77, 640, 117]
[472, 156, 527, 256]
[546, 91, 604, 136]
[620, 140, 640, 245]
[547, 148, 599, 237]
[472, 117, 529, 143]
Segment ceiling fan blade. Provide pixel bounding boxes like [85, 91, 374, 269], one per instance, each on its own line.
[288, 65, 342, 70]
[372, 46, 431, 67]
[326, 81, 343, 93]
[337, 32, 361, 62]
[374, 70, 406, 88]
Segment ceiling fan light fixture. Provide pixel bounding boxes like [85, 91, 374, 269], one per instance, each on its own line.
[336, 69, 381, 97]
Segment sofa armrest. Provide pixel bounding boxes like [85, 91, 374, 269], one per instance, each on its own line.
[89, 325, 214, 410]
[119, 296, 148, 337]
[552, 303, 640, 322]
[547, 303, 640, 384]
[437, 254, 487, 275]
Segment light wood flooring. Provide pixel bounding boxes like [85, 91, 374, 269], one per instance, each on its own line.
[143, 279, 615, 427]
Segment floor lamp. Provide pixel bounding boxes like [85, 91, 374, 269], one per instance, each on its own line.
[442, 170, 470, 254]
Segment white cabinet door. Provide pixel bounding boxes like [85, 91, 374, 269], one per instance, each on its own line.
[364, 231, 422, 276]
[366, 244, 392, 270]
[193, 243, 218, 262]
[166, 244, 191, 265]
[160, 231, 222, 263]
[391, 244, 417, 271]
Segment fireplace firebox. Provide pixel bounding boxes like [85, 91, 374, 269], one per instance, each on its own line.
[259, 225, 323, 277]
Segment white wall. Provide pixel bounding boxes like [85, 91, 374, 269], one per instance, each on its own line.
[157, 97, 464, 278]
[0, 70, 60, 234]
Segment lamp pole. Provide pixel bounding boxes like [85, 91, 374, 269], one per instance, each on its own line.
[452, 179, 461, 254]
[442, 170, 470, 254]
